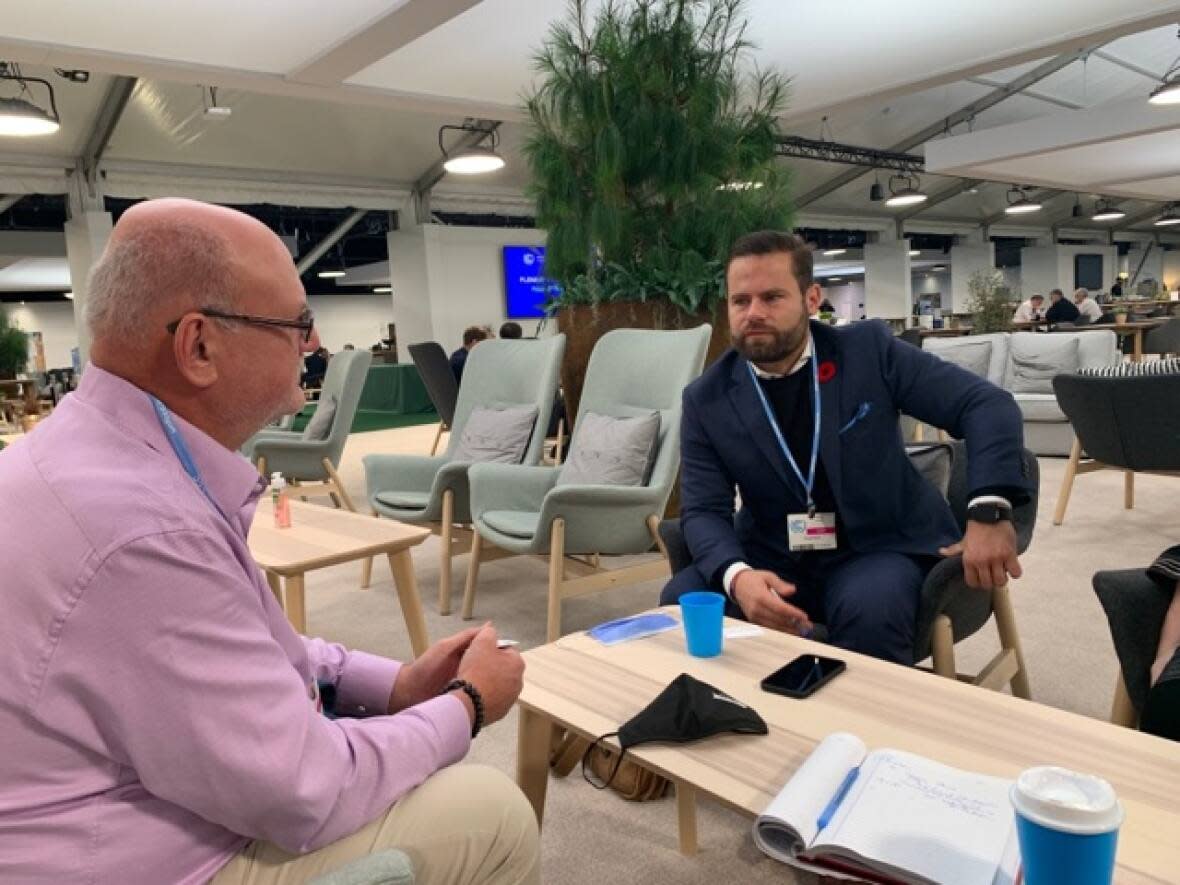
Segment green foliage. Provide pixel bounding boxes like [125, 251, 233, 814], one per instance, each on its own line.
[524, 0, 793, 313]
[0, 310, 28, 378]
[966, 269, 1014, 334]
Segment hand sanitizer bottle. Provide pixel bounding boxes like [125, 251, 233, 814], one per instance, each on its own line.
[270, 472, 292, 528]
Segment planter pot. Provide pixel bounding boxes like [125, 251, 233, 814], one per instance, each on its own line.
[1115, 314, 1127, 325]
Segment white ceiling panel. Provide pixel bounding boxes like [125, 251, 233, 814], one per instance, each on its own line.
[0, 0, 398, 74]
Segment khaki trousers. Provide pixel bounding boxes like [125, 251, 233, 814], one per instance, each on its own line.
[211, 765, 540, 885]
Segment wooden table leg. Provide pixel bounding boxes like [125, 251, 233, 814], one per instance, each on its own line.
[285, 573, 306, 634]
[676, 781, 699, 856]
[265, 570, 282, 604]
[388, 549, 430, 658]
[516, 706, 554, 827]
[1133, 330, 1143, 363]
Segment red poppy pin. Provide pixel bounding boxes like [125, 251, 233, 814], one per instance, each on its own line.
[817, 360, 837, 383]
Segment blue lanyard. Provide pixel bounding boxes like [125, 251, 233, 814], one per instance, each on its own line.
[746, 354, 822, 515]
[149, 395, 232, 526]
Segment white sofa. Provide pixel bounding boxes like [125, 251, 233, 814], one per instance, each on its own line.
[921, 330, 1119, 456]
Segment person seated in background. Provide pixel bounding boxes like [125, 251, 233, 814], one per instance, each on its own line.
[1073, 287, 1103, 324]
[661, 230, 1033, 665]
[0, 199, 539, 884]
[342, 342, 356, 350]
[1111, 279, 1124, 300]
[1045, 288, 1080, 325]
[1013, 293, 1045, 323]
[499, 321, 523, 339]
[450, 325, 490, 384]
[301, 345, 329, 387]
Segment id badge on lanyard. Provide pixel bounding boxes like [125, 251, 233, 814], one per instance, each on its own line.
[746, 359, 837, 551]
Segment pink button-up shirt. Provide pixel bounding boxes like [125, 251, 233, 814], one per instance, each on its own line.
[0, 367, 470, 883]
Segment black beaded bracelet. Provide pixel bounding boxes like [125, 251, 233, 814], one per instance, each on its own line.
[444, 679, 484, 739]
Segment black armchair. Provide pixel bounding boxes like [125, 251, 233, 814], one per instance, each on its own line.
[660, 441, 1037, 697]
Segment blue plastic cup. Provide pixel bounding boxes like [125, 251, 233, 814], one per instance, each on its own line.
[1010, 766, 1124, 885]
[679, 591, 725, 658]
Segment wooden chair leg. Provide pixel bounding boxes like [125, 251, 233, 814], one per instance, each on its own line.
[547, 518, 566, 643]
[430, 422, 444, 456]
[256, 456, 267, 478]
[361, 508, 377, 589]
[555, 418, 565, 464]
[1053, 436, 1083, 526]
[461, 530, 484, 619]
[649, 514, 670, 561]
[931, 614, 956, 680]
[912, 422, 925, 442]
[992, 583, 1031, 699]
[1110, 670, 1138, 728]
[438, 489, 455, 615]
[1124, 470, 1135, 511]
[323, 458, 357, 512]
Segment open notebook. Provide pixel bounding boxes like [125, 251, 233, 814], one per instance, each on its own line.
[754, 733, 1020, 885]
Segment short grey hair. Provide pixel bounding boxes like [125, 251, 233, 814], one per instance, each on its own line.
[85, 220, 237, 342]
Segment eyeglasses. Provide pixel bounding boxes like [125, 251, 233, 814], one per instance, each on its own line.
[165, 307, 315, 343]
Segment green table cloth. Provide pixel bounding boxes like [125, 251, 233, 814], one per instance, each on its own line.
[357, 364, 435, 414]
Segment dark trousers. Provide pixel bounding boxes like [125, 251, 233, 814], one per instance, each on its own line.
[659, 550, 933, 665]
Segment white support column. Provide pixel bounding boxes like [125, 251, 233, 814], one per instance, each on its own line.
[387, 223, 435, 358]
[950, 235, 995, 313]
[864, 238, 912, 319]
[1019, 246, 1058, 298]
[64, 173, 113, 368]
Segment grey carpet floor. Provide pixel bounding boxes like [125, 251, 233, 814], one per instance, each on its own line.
[299, 424, 1175, 884]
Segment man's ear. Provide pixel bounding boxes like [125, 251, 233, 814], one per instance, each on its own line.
[804, 283, 823, 316]
[172, 315, 220, 390]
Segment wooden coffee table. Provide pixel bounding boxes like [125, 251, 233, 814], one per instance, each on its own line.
[249, 499, 432, 656]
[515, 608, 1180, 882]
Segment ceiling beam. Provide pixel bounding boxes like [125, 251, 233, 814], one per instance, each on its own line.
[79, 76, 137, 196]
[966, 77, 1082, 110]
[1091, 50, 1164, 83]
[793, 44, 1101, 209]
[289, 0, 483, 86]
[295, 208, 368, 275]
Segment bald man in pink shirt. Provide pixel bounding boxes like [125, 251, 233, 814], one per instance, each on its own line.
[0, 200, 538, 884]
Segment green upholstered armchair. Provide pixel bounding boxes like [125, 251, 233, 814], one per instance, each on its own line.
[464, 325, 711, 641]
[243, 349, 372, 510]
[362, 336, 566, 614]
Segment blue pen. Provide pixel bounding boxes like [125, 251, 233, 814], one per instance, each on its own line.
[816, 765, 860, 831]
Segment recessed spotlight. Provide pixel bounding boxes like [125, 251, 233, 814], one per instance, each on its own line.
[822, 248, 846, 257]
[317, 270, 346, 279]
[828, 276, 844, 282]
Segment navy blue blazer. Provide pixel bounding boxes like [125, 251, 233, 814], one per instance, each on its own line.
[680, 320, 1031, 583]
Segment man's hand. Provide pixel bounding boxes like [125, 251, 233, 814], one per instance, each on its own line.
[454, 623, 525, 727]
[731, 569, 813, 635]
[939, 520, 1021, 589]
[387, 626, 481, 713]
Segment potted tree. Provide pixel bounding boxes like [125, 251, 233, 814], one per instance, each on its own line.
[965, 269, 1014, 334]
[0, 310, 28, 380]
[524, 0, 793, 417]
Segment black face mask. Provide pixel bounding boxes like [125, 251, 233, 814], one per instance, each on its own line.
[584, 673, 768, 788]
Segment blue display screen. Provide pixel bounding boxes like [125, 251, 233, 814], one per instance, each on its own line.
[503, 246, 561, 319]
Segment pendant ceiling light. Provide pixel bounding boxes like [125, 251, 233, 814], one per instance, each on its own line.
[1155, 204, 1180, 227]
[439, 122, 505, 174]
[884, 172, 927, 208]
[1091, 200, 1126, 222]
[1149, 31, 1180, 105]
[1004, 186, 1042, 215]
[0, 66, 61, 137]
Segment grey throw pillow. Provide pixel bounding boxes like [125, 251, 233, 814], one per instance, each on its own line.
[302, 395, 337, 440]
[934, 340, 992, 379]
[557, 411, 661, 487]
[1007, 336, 1080, 394]
[452, 404, 538, 463]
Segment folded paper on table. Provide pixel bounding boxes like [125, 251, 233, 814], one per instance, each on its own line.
[587, 612, 678, 646]
[754, 732, 1020, 885]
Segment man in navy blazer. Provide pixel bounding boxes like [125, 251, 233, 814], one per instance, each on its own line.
[660, 231, 1033, 664]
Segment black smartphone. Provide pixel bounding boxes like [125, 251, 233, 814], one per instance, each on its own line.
[760, 654, 846, 699]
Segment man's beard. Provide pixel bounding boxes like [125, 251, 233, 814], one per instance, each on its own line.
[732, 320, 807, 366]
